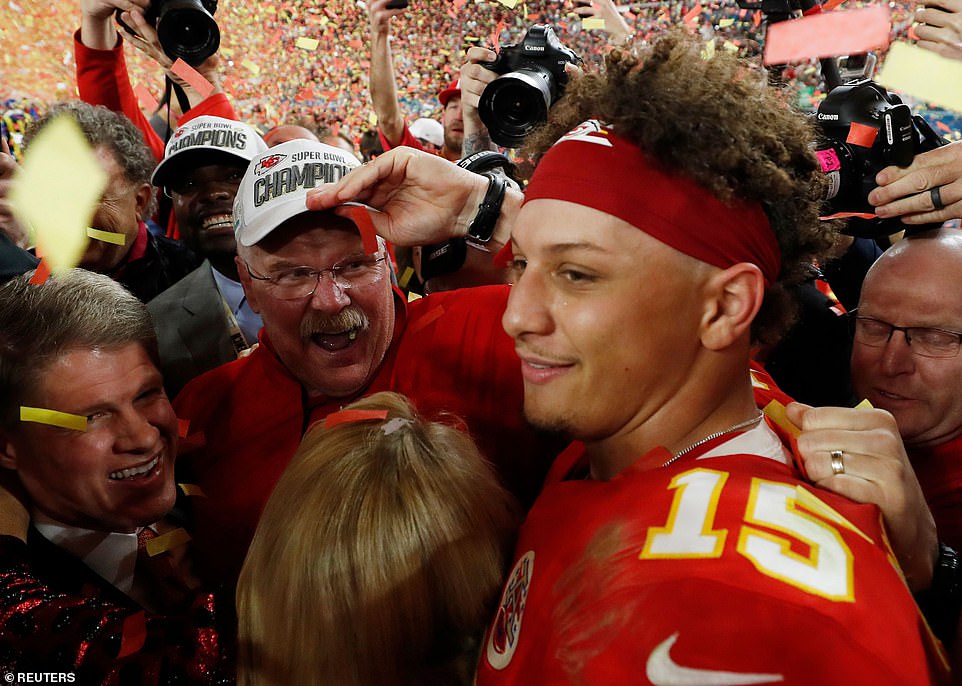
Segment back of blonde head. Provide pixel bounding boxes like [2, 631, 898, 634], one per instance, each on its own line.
[237, 392, 519, 686]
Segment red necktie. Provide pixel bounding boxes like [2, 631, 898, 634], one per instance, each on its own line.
[135, 527, 195, 611]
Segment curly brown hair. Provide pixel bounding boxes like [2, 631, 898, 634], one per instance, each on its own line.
[523, 30, 837, 345]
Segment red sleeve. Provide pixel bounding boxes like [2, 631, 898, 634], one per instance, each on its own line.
[74, 30, 238, 164]
[378, 123, 425, 154]
[74, 29, 166, 161]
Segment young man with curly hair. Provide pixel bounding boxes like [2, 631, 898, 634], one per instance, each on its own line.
[310, 31, 946, 684]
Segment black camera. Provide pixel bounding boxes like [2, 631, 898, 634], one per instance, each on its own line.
[478, 25, 581, 149]
[116, 0, 219, 67]
[813, 79, 947, 237]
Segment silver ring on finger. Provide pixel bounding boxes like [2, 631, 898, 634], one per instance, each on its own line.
[830, 449, 845, 476]
[931, 185, 945, 211]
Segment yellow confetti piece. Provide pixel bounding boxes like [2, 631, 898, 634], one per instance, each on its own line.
[145, 528, 191, 557]
[762, 399, 800, 438]
[701, 40, 716, 60]
[86, 227, 126, 246]
[9, 117, 105, 272]
[498, 0, 518, 8]
[854, 398, 874, 409]
[877, 42, 962, 114]
[368, 112, 379, 126]
[295, 36, 320, 51]
[399, 266, 415, 289]
[178, 483, 207, 497]
[722, 40, 739, 53]
[582, 17, 606, 30]
[407, 291, 422, 302]
[794, 486, 874, 544]
[241, 59, 261, 76]
[718, 17, 735, 27]
[20, 406, 87, 432]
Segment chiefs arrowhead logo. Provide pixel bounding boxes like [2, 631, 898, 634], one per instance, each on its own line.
[255, 153, 286, 175]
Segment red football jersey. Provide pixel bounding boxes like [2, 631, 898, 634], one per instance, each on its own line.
[477, 433, 948, 686]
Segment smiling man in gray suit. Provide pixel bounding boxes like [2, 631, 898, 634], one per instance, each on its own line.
[148, 117, 267, 397]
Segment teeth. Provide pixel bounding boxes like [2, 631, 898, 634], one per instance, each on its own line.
[109, 455, 160, 481]
[348, 331, 357, 341]
[529, 363, 549, 369]
[202, 214, 232, 230]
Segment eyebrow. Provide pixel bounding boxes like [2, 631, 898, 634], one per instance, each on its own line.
[512, 240, 612, 256]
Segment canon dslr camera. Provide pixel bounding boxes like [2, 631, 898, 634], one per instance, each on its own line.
[117, 0, 219, 67]
[814, 79, 946, 237]
[478, 25, 581, 149]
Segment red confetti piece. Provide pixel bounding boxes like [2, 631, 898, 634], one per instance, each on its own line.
[846, 121, 878, 148]
[177, 418, 190, 438]
[323, 409, 388, 428]
[118, 612, 147, 658]
[170, 59, 214, 98]
[344, 205, 380, 255]
[29, 258, 51, 285]
[683, 3, 703, 26]
[490, 20, 507, 50]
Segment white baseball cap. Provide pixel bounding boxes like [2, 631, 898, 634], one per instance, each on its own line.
[233, 139, 362, 247]
[151, 116, 267, 188]
[409, 117, 444, 148]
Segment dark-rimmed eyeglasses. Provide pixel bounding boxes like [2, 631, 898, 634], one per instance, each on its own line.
[163, 167, 245, 199]
[853, 314, 962, 359]
[244, 253, 388, 300]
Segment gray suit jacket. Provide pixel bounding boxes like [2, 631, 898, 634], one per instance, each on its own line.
[148, 261, 237, 399]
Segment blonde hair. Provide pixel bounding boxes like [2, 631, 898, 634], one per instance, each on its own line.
[236, 392, 519, 686]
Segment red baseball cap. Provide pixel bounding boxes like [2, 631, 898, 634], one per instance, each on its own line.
[438, 79, 461, 107]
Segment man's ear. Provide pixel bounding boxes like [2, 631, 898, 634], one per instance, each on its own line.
[235, 255, 262, 314]
[699, 263, 765, 351]
[134, 183, 153, 220]
[0, 429, 19, 472]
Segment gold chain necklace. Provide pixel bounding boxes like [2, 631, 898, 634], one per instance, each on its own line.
[661, 411, 764, 468]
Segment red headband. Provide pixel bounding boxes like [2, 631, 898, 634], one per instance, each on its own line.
[522, 121, 781, 285]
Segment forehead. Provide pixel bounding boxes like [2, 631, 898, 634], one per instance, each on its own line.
[33, 345, 159, 404]
[183, 162, 246, 180]
[254, 213, 363, 260]
[93, 146, 129, 188]
[862, 241, 962, 321]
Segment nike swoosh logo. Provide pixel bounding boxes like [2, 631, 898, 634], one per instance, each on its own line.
[646, 633, 785, 686]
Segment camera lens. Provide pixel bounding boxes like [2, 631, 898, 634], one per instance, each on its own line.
[156, 0, 220, 66]
[479, 68, 553, 149]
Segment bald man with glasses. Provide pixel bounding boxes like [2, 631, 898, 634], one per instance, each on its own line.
[850, 228, 962, 556]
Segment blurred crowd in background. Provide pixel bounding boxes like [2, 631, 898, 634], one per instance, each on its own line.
[1, 0, 960, 159]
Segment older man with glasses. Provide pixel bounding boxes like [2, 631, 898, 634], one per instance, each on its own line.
[173, 138, 560, 587]
[850, 228, 962, 556]
[147, 116, 267, 397]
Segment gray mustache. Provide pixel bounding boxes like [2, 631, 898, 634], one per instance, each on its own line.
[300, 307, 370, 340]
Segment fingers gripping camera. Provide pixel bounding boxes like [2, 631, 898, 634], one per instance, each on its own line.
[814, 79, 947, 237]
[478, 25, 582, 149]
[117, 0, 220, 67]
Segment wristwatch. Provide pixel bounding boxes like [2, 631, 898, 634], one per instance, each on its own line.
[466, 172, 508, 246]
